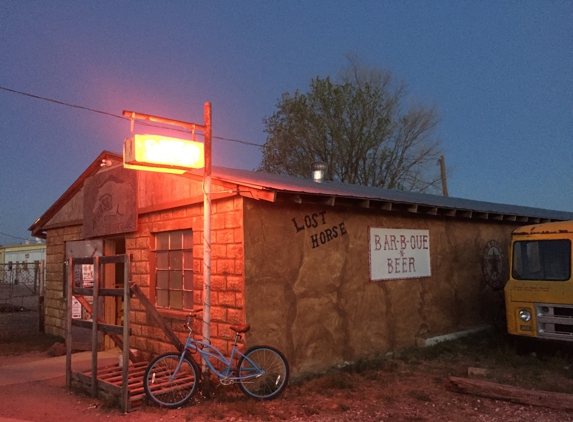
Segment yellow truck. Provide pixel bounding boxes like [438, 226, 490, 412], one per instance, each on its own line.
[505, 221, 573, 341]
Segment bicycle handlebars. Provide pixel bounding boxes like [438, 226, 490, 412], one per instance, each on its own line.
[184, 308, 204, 328]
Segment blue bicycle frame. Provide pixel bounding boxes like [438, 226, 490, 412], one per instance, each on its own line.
[170, 330, 264, 383]
[143, 310, 289, 407]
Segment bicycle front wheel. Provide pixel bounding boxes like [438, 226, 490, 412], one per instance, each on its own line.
[238, 346, 289, 400]
[143, 352, 200, 408]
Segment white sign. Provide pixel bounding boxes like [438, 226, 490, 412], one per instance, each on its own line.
[369, 228, 431, 281]
[82, 264, 94, 288]
[72, 297, 82, 319]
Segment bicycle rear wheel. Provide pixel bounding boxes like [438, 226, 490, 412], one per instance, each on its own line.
[238, 346, 289, 400]
[143, 352, 200, 408]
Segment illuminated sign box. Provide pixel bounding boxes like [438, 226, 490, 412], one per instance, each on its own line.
[123, 134, 204, 173]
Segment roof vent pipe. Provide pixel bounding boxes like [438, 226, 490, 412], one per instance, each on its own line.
[312, 162, 327, 183]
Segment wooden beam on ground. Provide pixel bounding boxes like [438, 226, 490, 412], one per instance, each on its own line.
[445, 376, 573, 411]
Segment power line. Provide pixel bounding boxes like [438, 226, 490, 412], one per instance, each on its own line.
[0, 86, 124, 120]
[213, 134, 263, 147]
[0, 86, 264, 148]
[0, 231, 29, 241]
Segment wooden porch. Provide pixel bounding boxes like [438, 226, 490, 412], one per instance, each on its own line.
[65, 254, 184, 412]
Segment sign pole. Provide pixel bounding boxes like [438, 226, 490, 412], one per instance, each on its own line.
[202, 102, 212, 373]
[121, 106, 213, 371]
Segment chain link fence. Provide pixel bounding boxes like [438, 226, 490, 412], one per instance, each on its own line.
[0, 261, 45, 337]
[0, 261, 42, 307]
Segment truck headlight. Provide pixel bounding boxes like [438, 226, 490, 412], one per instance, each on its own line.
[518, 309, 532, 322]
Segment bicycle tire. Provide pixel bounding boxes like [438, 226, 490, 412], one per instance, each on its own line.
[143, 352, 200, 408]
[238, 346, 289, 400]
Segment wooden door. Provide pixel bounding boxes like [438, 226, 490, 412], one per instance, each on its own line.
[103, 238, 126, 350]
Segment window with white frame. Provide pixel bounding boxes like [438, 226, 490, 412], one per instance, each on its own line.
[154, 229, 194, 310]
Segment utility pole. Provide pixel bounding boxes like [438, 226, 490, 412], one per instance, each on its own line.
[439, 155, 449, 197]
[202, 102, 212, 373]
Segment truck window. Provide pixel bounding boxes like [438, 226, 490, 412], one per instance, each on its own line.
[512, 239, 571, 281]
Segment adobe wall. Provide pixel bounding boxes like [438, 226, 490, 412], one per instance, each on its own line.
[242, 200, 515, 376]
[44, 225, 83, 338]
[127, 196, 246, 361]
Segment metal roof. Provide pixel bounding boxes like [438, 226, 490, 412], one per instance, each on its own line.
[210, 166, 573, 224]
[29, 151, 573, 239]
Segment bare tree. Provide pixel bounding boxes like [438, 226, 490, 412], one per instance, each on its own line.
[259, 56, 443, 193]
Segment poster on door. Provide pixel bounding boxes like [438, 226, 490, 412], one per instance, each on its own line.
[72, 297, 82, 319]
[82, 264, 94, 288]
[369, 227, 431, 281]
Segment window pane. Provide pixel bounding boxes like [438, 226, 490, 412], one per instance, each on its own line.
[156, 252, 168, 269]
[170, 271, 182, 290]
[154, 229, 194, 309]
[184, 270, 193, 290]
[170, 291, 182, 309]
[183, 291, 194, 310]
[183, 230, 193, 248]
[170, 232, 182, 249]
[513, 239, 571, 281]
[183, 251, 193, 269]
[157, 290, 168, 307]
[526, 242, 541, 273]
[156, 232, 169, 250]
[170, 250, 182, 270]
[157, 271, 169, 289]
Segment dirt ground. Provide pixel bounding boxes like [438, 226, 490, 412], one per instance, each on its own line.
[2, 347, 573, 422]
[1, 307, 573, 421]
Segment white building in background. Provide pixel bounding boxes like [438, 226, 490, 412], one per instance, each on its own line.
[0, 239, 46, 265]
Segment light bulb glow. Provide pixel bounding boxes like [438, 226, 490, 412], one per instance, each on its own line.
[135, 135, 204, 168]
[123, 135, 205, 173]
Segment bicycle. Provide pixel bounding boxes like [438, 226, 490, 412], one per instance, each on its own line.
[143, 308, 289, 408]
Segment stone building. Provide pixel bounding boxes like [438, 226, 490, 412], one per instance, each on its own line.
[29, 151, 573, 376]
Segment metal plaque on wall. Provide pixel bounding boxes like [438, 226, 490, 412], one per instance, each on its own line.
[482, 240, 505, 291]
[83, 165, 137, 238]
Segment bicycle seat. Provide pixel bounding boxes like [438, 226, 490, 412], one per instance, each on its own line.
[230, 324, 250, 333]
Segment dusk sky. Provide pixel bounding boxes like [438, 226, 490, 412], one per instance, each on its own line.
[1, 1, 571, 244]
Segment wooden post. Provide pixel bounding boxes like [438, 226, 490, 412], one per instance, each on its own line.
[65, 258, 73, 389]
[38, 260, 45, 333]
[122, 255, 130, 412]
[91, 256, 99, 397]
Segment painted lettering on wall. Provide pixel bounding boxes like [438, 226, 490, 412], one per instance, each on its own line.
[292, 212, 347, 249]
[369, 227, 431, 281]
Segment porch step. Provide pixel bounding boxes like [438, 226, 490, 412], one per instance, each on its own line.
[71, 361, 149, 411]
